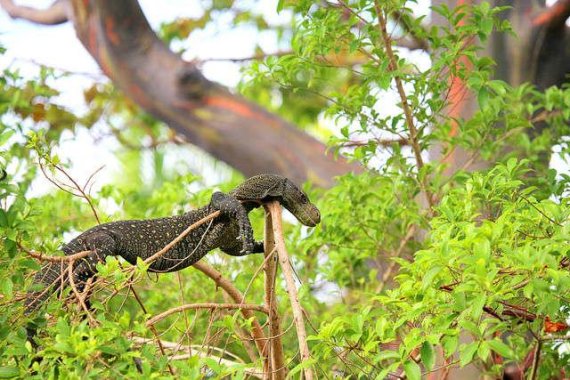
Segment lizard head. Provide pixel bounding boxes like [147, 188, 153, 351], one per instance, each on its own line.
[280, 178, 321, 227]
[231, 174, 321, 227]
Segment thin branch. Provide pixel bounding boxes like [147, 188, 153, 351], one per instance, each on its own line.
[198, 50, 293, 63]
[391, 10, 429, 51]
[0, 0, 69, 25]
[373, 2, 434, 210]
[263, 206, 286, 379]
[19, 244, 92, 263]
[142, 211, 220, 266]
[147, 303, 269, 327]
[267, 201, 314, 380]
[339, 137, 408, 148]
[193, 261, 269, 366]
[121, 275, 176, 376]
[376, 224, 417, 293]
[67, 261, 96, 324]
[530, 340, 542, 380]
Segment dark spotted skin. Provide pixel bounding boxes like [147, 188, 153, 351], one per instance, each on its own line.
[24, 174, 320, 321]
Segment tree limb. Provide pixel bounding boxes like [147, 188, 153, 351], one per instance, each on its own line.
[263, 207, 286, 379]
[266, 201, 314, 380]
[64, 0, 357, 187]
[533, 0, 570, 29]
[0, 0, 70, 25]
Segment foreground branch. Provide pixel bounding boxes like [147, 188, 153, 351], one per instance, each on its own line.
[266, 201, 314, 380]
[193, 261, 269, 368]
[263, 207, 286, 379]
[146, 302, 269, 327]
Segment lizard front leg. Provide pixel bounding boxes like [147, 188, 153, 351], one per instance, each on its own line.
[230, 174, 321, 227]
[210, 191, 255, 254]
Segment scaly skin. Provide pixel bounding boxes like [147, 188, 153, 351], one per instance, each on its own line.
[24, 174, 320, 319]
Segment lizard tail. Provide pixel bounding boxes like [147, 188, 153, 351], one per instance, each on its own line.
[24, 262, 68, 315]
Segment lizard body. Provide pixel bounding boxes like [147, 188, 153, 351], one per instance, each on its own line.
[24, 174, 320, 317]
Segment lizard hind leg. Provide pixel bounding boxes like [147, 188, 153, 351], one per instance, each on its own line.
[69, 231, 117, 306]
[210, 191, 255, 254]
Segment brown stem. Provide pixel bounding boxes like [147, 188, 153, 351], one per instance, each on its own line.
[193, 261, 269, 368]
[143, 211, 220, 266]
[19, 244, 92, 262]
[266, 201, 314, 380]
[146, 303, 269, 326]
[530, 340, 542, 380]
[263, 206, 286, 379]
[130, 286, 176, 376]
[67, 261, 96, 324]
[373, 2, 434, 210]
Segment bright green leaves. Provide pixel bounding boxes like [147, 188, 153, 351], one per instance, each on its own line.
[420, 341, 435, 371]
[403, 360, 421, 380]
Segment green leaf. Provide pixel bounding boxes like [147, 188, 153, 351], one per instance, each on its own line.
[478, 87, 489, 108]
[421, 341, 435, 371]
[487, 339, 513, 359]
[421, 266, 441, 290]
[403, 360, 421, 380]
[1, 278, 13, 300]
[0, 367, 19, 379]
[460, 342, 479, 367]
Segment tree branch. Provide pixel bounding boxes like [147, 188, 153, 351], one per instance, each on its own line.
[0, 0, 70, 25]
[65, 0, 357, 187]
[266, 201, 314, 380]
[192, 261, 269, 368]
[146, 302, 269, 327]
[263, 206, 286, 379]
[373, 3, 435, 210]
[533, 0, 570, 29]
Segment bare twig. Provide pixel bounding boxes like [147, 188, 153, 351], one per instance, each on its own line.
[147, 303, 269, 327]
[391, 10, 429, 51]
[266, 201, 314, 380]
[67, 261, 96, 324]
[372, 2, 434, 210]
[376, 224, 417, 293]
[142, 211, 220, 266]
[19, 244, 92, 263]
[128, 283, 176, 376]
[198, 50, 293, 63]
[530, 340, 542, 380]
